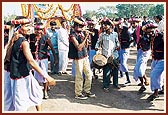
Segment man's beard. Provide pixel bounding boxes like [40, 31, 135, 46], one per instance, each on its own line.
[51, 27, 55, 31]
[105, 28, 111, 33]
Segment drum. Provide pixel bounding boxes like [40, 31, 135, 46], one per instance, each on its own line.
[92, 54, 107, 69]
[107, 56, 119, 69]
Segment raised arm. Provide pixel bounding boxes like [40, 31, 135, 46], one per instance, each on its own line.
[71, 33, 89, 51]
[22, 40, 56, 86]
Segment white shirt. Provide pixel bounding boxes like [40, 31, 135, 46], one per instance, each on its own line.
[128, 26, 135, 35]
[57, 27, 69, 51]
[157, 20, 164, 33]
[95, 31, 120, 59]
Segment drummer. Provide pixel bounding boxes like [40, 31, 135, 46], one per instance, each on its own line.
[95, 18, 120, 92]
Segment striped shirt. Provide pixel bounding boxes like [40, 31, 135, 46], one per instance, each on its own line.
[95, 31, 120, 59]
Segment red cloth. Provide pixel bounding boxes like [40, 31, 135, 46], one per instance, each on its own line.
[136, 25, 140, 44]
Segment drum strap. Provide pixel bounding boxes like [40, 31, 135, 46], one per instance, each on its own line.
[108, 58, 119, 69]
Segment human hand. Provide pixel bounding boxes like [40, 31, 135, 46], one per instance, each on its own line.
[95, 48, 98, 51]
[107, 56, 114, 64]
[45, 75, 56, 86]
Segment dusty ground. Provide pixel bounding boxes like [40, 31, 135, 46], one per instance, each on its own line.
[28, 47, 165, 113]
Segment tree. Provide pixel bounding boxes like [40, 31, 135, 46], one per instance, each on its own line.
[83, 5, 117, 19]
[148, 4, 164, 18]
[83, 10, 96, 19]
[148, 6, 156, 18]
[155, 4, 164, 15]
[116, 4, 154, 18]
[116, 4, 130, 18]
[97, 6, 117, 19]
[4, 14, 17, 23]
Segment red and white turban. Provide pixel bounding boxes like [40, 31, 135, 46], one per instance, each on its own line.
[11, 18, 31, 25]
[73, 17, 87, 26]
[4, 25, 11, 30]
[34, 25, 44, 29]
[128, 18, 141, 23]
[142, 23, 158, 31]
[99, 17, 114, 27]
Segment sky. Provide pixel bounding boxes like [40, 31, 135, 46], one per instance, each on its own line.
[3, 2, 117, 17]
[3, 2, 163, 17]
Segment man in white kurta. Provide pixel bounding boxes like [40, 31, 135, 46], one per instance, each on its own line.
[57, 20, 69, 74]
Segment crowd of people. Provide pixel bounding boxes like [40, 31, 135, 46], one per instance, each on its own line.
[3, 14, 164, 111]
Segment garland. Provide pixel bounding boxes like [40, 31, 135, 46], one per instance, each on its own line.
[21, 4, 30, 18]
[58, 4, 74, 21]
[33, 4, 53, 13]
[58, 4, 74, 12]
[33, 4, 59, 20]
[21, 4, 82, 21]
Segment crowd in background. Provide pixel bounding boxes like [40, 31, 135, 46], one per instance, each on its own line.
[3, 14, 164, 111]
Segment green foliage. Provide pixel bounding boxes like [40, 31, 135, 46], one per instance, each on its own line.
[83, 10, 97, 19]
[4, 14, 17, 23]
[83, 5, 118, 19]
[116, 4, 130, 18]
[116, 4, 155, 18]
[82, 4, 164, 19]
[4, 4, 164, 23]
[148, 4, 164, 18]
[155, 4, 164, 15]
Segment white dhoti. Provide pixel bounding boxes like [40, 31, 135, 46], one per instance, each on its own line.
[4, 70, 14, 111]
[150, 60, 164, 91]
[133, 49, 151, 81]
[58, 50, 69, 73]
[4, 71, 43, 111]
[119, 48, 130, 72]
[34, 58, 48, 83]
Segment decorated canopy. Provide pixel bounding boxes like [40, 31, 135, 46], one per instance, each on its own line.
[21, 4, 82, 21]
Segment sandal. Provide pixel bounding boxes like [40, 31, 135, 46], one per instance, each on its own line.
[62, 72, 68, 74]
[138, 81, 149, 86]
[103, 88, 109, 93]
[158, 90, 164, 95]
[58, 72, 62, 76]
[113, 85, 121, 89]
[138, 83, 142, 86]
[144, 81, 149, 86]
[147, 94, 159, 102]
[43, 91, 49, 99]
[138, 86, 146, 93]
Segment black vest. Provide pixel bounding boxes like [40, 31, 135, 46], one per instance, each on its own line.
[29, 34, 49, 60]
[139, 34, 151, 51]
[152, 33, 164, 60]
[68, 31, 88, 59]
[10, 37, 31, 79]
[90, 29, 99, 49]
[120, 27, 132, 49]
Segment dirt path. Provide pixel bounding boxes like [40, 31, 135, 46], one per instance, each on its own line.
[28, 47, 165, 112]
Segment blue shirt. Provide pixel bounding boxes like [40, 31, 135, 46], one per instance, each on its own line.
[46, 28, 58, 53]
